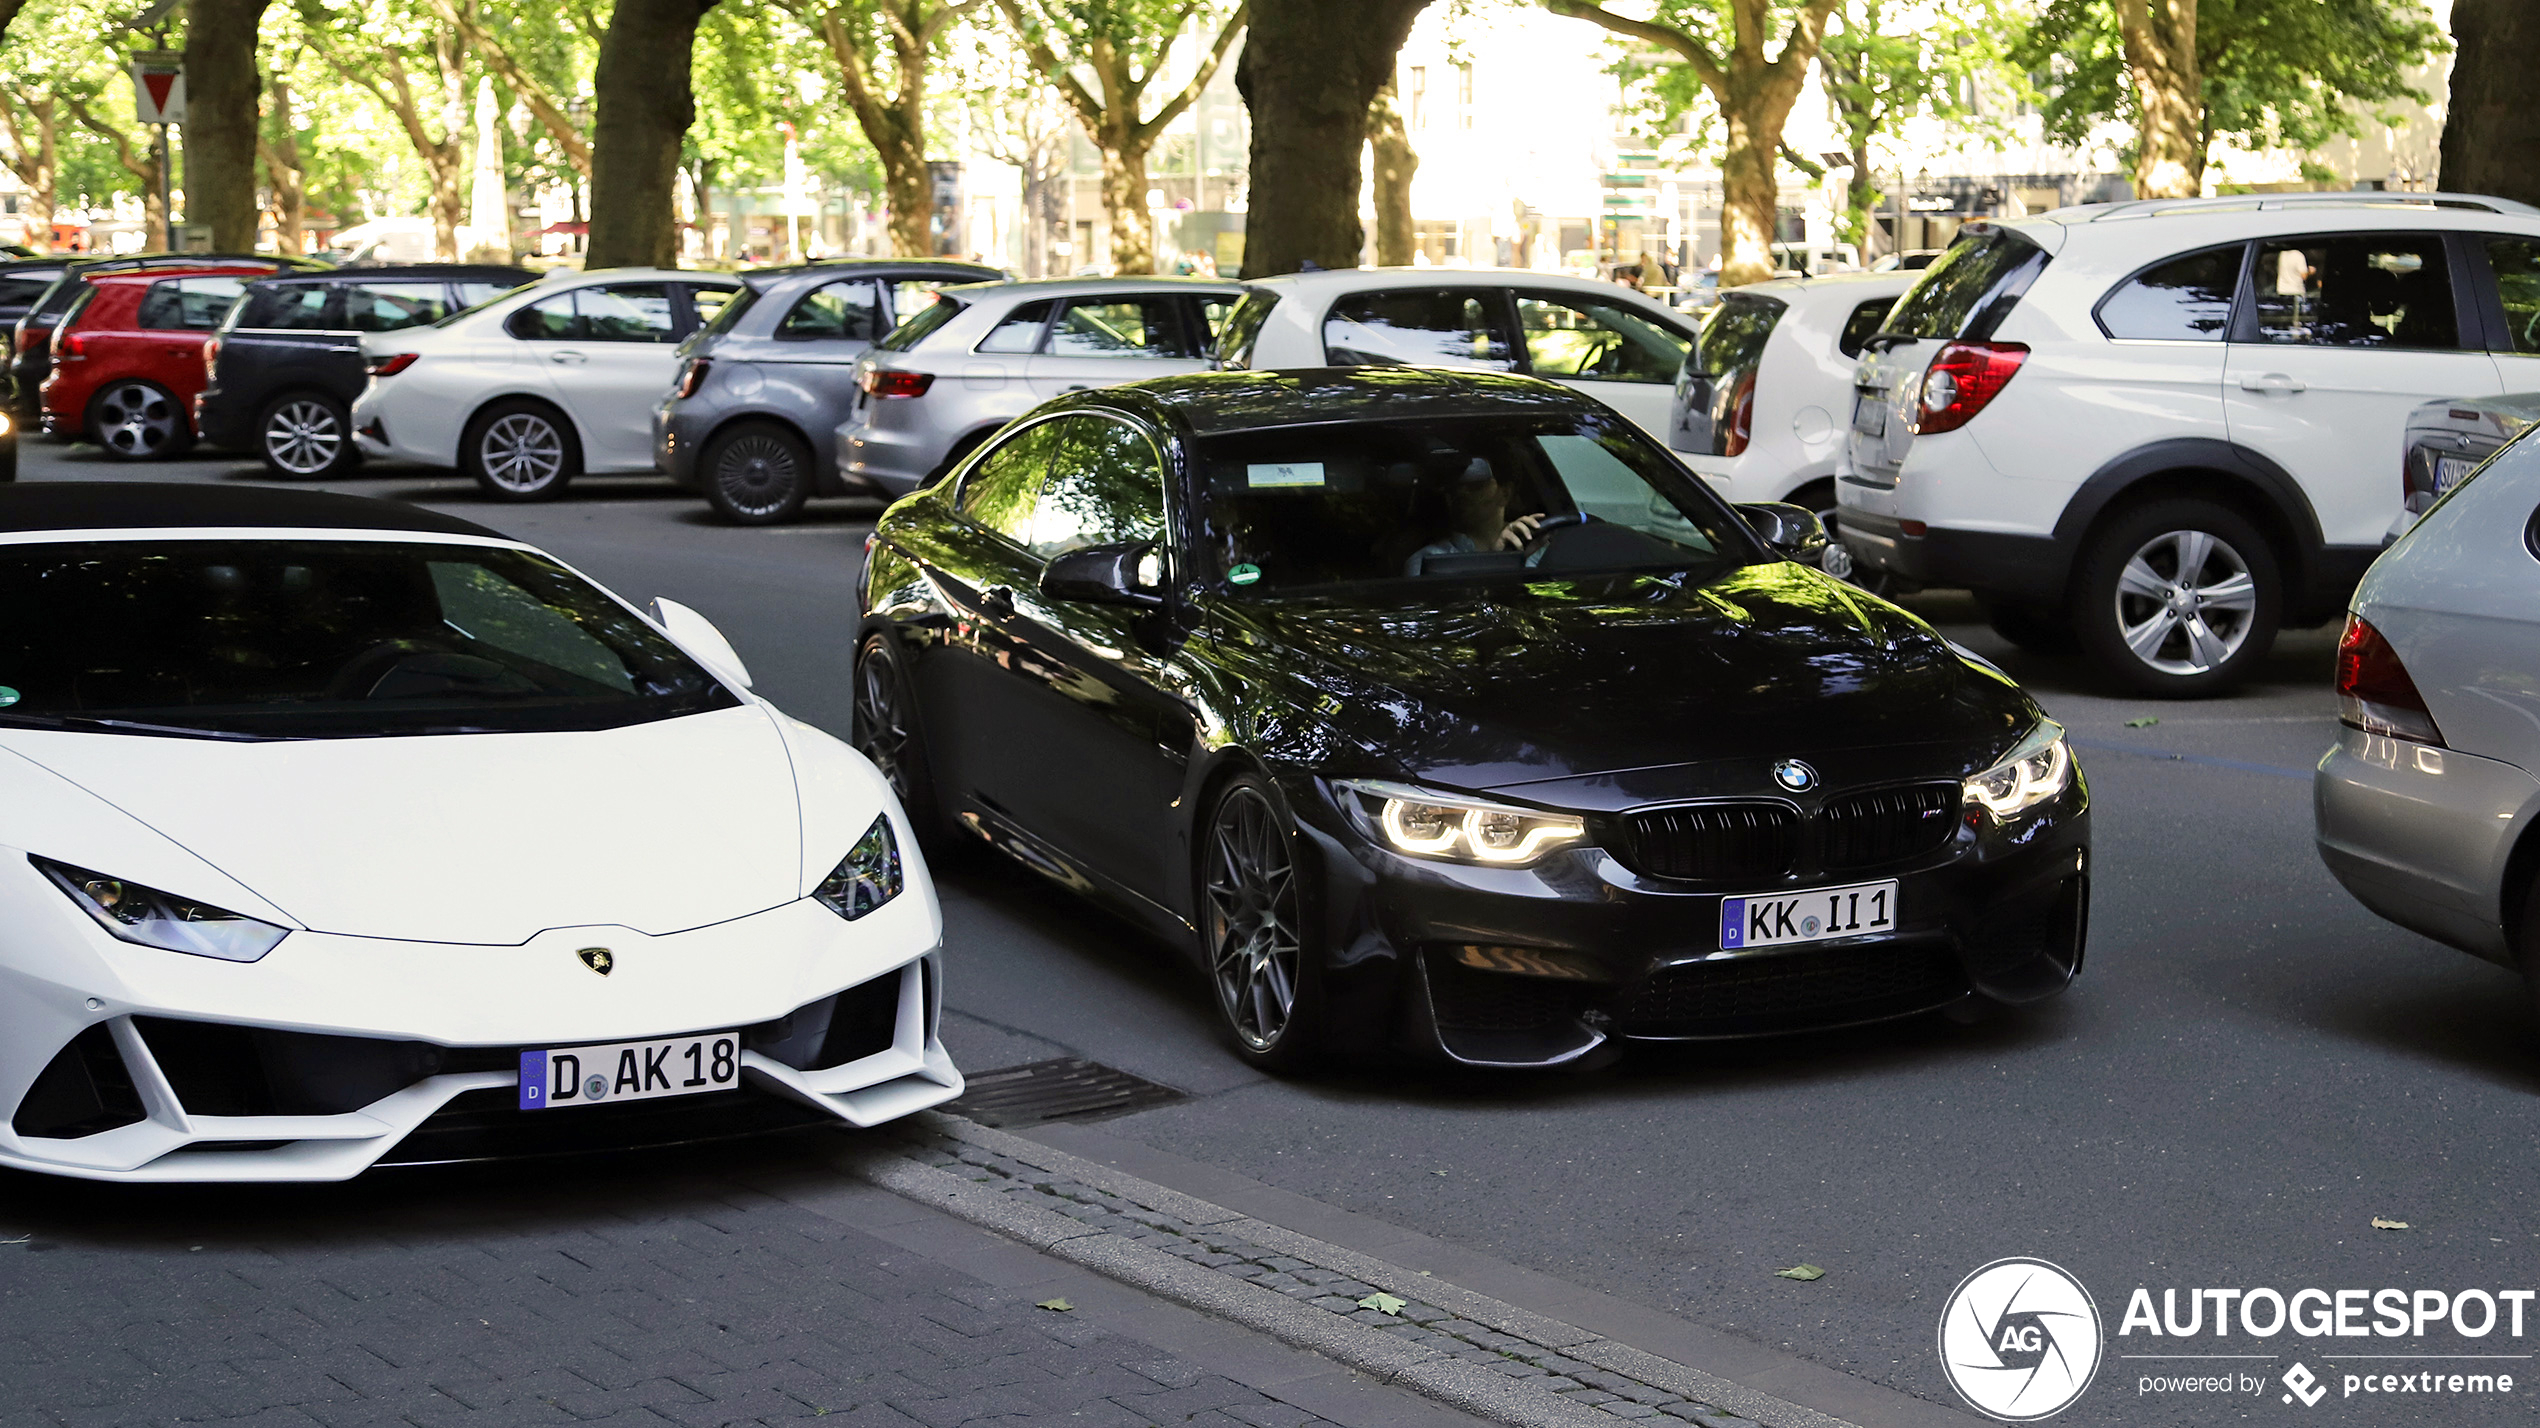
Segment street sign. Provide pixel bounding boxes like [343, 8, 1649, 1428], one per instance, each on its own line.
[129, 50, 184, 125]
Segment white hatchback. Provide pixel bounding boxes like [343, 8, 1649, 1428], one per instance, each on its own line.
[1835, 192, 2540, 695]
[1214, 268, 1697, 442]
[353, 267, 744, 501]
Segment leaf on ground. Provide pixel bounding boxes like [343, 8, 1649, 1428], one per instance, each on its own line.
[1775, 1264, 1826, 1281]
[1036, 1297, 1074, 1311]
[2372, 1217, 2410, 1231]
[1358, 1292, 1409, 1315]
[2125, 716, 2161, 728]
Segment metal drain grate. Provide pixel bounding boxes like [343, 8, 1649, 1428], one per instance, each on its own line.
[946, 1057, 1187, 1128]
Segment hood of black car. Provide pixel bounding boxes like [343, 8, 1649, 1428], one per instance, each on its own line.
[1209, 563, 2036, 795]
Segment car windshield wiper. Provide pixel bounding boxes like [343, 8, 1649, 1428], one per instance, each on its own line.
[0, 710, 286, 742]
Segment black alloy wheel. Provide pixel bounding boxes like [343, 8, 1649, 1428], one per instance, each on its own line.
[257, 392, 357, 479]
[462, 398, 578, 501]
[852, 635, 944, 841]
[1202, 776, 1323, 1070]
[88, 379, 190, 459]
[2073, 498, 2280, 697]
[702, 421, 813, 525]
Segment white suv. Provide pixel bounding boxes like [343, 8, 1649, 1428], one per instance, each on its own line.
[1836, 192, 2540, 695]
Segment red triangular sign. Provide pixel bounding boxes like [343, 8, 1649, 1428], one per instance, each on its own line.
[141, 72, 176, 112]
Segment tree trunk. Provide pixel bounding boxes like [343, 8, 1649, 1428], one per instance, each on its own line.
[588, 0, 718, 267]
[259, 78, 306, 256]
[1097, 137, 1153, 273]
[184, 0, 274, 250]
[1238, 0, 1428, 276]
[429, 158, 465, 259]
[1719, 105, 1780, 286]
[2116, 0, 2201, 198]
[1367, 74, 1416, 266]
[880, 132, 930, 256]
[689, 157, 716, 258]
[2439, 0, 2540, 204]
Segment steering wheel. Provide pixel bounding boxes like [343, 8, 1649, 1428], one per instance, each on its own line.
[1521, 511, 1596, 550]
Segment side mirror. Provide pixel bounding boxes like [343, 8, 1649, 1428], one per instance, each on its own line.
[1738, 502, 1830, 563]
[1040, 541, 1164, 609]
[651, 596, 754, 689]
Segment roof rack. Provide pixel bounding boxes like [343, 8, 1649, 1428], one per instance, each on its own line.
[2081, 191, 2540, 222]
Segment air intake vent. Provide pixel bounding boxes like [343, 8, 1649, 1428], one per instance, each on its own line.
[12, 1024, 145, 1139]
[1620, 802, 1800, 882]
[1820, 783, 1960, 868]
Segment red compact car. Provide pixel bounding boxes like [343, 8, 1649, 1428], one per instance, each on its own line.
[41, 263, 275, 459]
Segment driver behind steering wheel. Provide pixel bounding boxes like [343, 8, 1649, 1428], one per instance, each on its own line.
[1403, 457, 1547, 576]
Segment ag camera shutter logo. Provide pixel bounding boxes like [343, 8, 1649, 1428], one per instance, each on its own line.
[1939, 1258, 2104, 1420]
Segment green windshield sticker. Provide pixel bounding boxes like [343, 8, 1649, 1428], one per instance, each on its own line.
[0, 687, 17, 708]
[1247, 462, 1325, 488]
[1228, 563, 1262, 586]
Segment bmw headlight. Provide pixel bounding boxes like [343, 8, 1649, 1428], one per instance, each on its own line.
[33, 856, 289, 962]
[1337, 779, 1586, 866]
[1963, 721, 2074, 821]
[815, 814, 904, 920]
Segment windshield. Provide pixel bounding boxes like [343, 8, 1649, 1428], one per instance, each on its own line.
[1881, 226, 2048, 341]
[876, 294, 963, 351]
[1193, 414, 1758, 593]
[0, 539, 739, 739]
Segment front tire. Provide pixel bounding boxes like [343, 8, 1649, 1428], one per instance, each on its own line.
[257, 392, 358, 479]
[702, 421, 813, 524]
[462, 399, 579, 501]
[1201, 776, 1327, 1071]
[2074, 499, 2280, 697]
[852, 634, 948, 845]
[88, 379, 191, 460]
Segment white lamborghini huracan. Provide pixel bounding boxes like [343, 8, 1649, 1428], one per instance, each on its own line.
[0, 482, 960, 1181]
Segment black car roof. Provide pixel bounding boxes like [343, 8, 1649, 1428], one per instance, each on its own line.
[1095, 368, 1604, 438]
[249, 263, 531, 287]
[0, 483, 504, 539]
[64, 253, 328, 275]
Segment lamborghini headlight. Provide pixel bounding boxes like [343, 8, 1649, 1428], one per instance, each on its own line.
[1963, 720, 2074, 821]
[33, 856, 290, 962]
[815, 813, 904, 920]
[1338, 779, 1587, 866]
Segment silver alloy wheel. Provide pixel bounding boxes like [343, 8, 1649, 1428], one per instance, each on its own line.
[1813, 502, 1855, 581]
[714, 432, 803, 517]
[93, 381, 179, 456]
[262, 398, 345, 475]
[2111, 528, 2258, 676]
[480, 412, 565, 492]
[853, 645, 912, 804]
[1205, 786, 1301, 1052]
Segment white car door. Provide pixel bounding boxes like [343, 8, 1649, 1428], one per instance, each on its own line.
[2471, 233, 2540, 419]
[1509, 288, 1692, 440]
[1021, 293, 1213, 400]
[537, 281, 684, 471]
[2223, 232, 2505, 549]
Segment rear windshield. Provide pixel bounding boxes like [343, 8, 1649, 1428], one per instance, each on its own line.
[876, 294, 963, 352]
[0, 539, 738, 740]
[700, 283, 762, 337]
[1691, 294, 1785, 378]
[238, 283, 338, 330]
[1880, 227, 2049, 341]
[26, 276, 84, 323]
[1211, 289, 1280, 369]
[1192, 413, 1757, 593]
[0, 272, 59, 313]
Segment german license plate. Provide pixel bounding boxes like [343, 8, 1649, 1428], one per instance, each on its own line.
[1721, 879, 1897, 950]
[517, 1031, 740, 1111]
[2436, 454, 2477, 493]
[1851, 393, 1887, 438]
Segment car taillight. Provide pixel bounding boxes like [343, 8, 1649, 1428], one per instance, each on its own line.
[367, 352, 419, 376]
[1910, 340, 2028, 435]
[676, 357, 712, 398]
[2335, 614, 2444, 746]
[860, 367, 934, 398]
[203, 336, 221, 376]
[56, 331, 85, 359]
[1721, 370, 1756, 458]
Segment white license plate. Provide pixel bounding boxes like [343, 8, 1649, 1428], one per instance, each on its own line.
[2436, 454, 2477, 492]
[516, 1031, 741, 1111]
[1851, 394, 1887, 439]
[1721, 879, 1897, 950]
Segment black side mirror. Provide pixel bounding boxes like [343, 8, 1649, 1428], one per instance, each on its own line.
[1738, 502, 1830, 562]
[1040, 541, 1164, 609]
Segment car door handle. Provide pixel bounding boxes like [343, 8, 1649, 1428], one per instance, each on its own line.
[549, 350, 588, 365]
[2238, 373, 2305, 393]
[979, 585, 1015, 618]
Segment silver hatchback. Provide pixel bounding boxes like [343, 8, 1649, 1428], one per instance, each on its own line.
[2316, 418, 2540, 1018]
[836, 276, 1240, 498]
[654, 258, 999, 523]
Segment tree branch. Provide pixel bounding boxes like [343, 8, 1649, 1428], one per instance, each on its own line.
[427, 0, 593, 174]
[1542, 0, 1725, 95]
[992, 0, 1108, 132]
[1129, 0, 1246, 148]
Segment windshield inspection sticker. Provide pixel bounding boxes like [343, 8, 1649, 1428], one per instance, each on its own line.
[1247, 461, 1325, 488]
[0, 687, 18, 708]
[1227, 564, 1262, 586]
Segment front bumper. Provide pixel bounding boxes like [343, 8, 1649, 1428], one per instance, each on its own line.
[0, 891, 963, 1181]
[2316, 725, 2538, 967]
[1295, 778, 2091, 1068]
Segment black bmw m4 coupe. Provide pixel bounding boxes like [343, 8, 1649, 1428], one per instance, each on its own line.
[854, 368, 2088, 1069]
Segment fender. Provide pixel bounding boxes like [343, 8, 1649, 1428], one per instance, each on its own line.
[2051, 436, 2325, 570]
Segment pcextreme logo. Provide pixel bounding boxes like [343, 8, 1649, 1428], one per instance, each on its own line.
[1939, 1258, 2105, 1421]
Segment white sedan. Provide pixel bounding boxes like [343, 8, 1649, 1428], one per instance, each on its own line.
[0, 482, 959, 1181]
[353, 268, 743, 501]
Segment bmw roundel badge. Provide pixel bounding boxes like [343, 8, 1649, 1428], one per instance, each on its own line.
[1771, 759, 1819, 793]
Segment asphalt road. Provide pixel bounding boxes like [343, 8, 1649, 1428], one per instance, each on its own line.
[14, 441, 2537, 1428]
